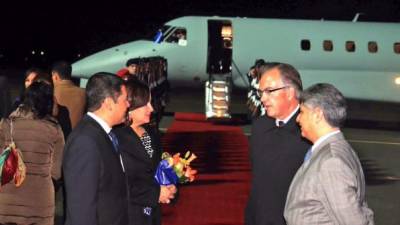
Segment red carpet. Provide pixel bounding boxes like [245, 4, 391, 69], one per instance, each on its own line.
[161, 113, 251, 225]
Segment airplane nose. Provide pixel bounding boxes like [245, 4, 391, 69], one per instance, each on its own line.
[72, 51, 121, 77]
[72, 40, 158, 79]
[72, 59, 93, 77]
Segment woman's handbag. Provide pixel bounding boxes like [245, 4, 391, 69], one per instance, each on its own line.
[0, 119, 26, 188]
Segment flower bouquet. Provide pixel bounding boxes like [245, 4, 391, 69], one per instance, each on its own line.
[154, 151, 197, 185]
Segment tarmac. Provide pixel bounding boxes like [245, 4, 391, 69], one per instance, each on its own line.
[161, 86, 400, 225]
[1, 69, 399, 224]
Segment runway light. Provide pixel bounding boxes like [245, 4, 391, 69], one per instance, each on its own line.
[395, 77, 400, 85]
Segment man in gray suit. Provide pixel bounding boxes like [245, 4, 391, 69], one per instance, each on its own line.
[284, 83, 374, 225]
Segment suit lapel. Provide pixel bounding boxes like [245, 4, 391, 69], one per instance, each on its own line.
[284, 110, 300, 132]
[84, 115, 117, 154]
[287, 132, 345, 199]
[311, 132, 344, 159]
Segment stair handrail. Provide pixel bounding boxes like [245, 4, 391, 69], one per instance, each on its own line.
[231, 59, 250, 88]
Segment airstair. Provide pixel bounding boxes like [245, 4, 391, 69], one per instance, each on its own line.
[205, 75, 232, 120]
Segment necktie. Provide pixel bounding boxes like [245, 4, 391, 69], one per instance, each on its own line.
[304, 148, 312, 162]
[108, 131, 119, 153]
[277, 120, 285, 127]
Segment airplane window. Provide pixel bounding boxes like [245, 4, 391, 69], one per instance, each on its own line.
[394, 43, 400, 54]
[346, 41, 356, 52]
[323, 40, 333, 51]
[165, 28, 187, 46]
[301, 40, 311, 51]
[152, 25, 171, 43]
[368, 41, 378, 53]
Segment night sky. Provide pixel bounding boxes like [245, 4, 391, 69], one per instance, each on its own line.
[0, 0, 399, 68]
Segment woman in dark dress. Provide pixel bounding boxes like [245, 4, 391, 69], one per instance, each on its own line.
[114, 78, 176, 225]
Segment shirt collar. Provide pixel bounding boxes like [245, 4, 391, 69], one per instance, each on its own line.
[311, 130, 341, 153]
[275, 104, 299, 127]
[87, 112, 112, 134]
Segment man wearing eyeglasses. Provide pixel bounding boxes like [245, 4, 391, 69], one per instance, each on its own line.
[245, 63, 311, 225]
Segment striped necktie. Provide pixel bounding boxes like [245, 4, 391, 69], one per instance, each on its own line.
[108, 131, 119, 153]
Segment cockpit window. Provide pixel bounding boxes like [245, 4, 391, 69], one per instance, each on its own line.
[165, 28, 187, 46]
[153, 25, 172, 43]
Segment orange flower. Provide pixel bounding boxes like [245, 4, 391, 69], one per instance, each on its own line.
[172, 153, 181, 165]
[184, 166, 198, 182]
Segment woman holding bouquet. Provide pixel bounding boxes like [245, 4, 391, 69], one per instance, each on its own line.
[113, 78, 176, 225]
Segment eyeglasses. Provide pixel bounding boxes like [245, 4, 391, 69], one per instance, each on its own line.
[256, 86, 288, 98]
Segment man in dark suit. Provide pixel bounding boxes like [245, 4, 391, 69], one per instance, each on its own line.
[63, 72, 130, 225]
[245, 63, 311, 225]
[285, 83, 374, 225]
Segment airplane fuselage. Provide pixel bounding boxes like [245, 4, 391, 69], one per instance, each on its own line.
[72, 16, 400, 102]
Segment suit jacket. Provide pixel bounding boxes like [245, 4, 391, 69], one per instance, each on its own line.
[54, 80, 86, 128]
[63, 115, 128, 225]
[284, 132, 374, 225]
[114, 125, 163, 225]
[245, 113, 311, 225]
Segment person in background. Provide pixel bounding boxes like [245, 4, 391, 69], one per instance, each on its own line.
[63, 73, 129, 225]
[12, 67, 42, 111]
[51, 60, 86, 129]
[245, 63, 310, 225]
[113, 78, 176, 225]
[117, 57, 169, 129]
[33, 72, 72, 139]
[246, 59, 266, 118]
[285, 83, 374, 225]
[126, 58, 140, 77]
[117, 58, 140, 80]
[0, 81, 64, 225]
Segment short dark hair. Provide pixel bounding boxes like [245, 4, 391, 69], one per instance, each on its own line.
[86, 72, 124, 112]
[254, 59, 266, 67]
[260, 62, 303, 95]
[52, 60, 72, 80]
[257, 62, 280, 80]
[125, 77, 150, 111]
[22, 81, 54, 119]
[126, 58, 140, 67]
[300, 83, 347, 127]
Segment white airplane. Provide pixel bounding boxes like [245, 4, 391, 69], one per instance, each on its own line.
[72, 16, 400, 106]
